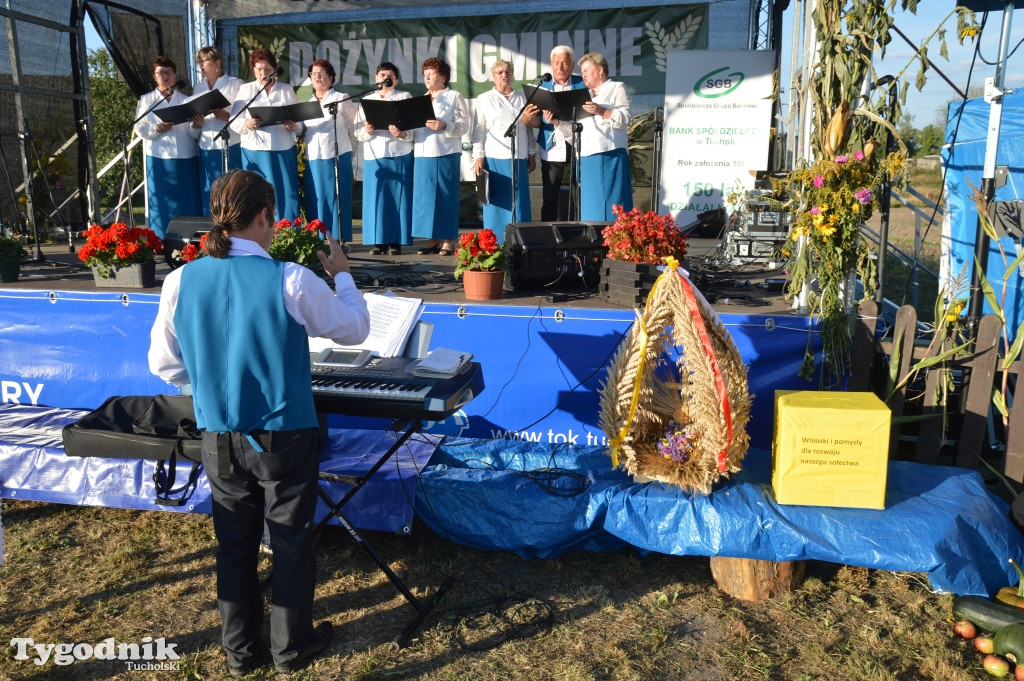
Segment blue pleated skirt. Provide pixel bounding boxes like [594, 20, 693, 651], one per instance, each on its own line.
[580, 148, 633, 222]
[361, 154, 413, 246]
[482, 157, 531, 244]
[304, 153, 354, 242]
[145, 155, 200, 239]
[412, 153, 461, 241]
[198, 145, 241, 216]
[241, 146, 301, 221]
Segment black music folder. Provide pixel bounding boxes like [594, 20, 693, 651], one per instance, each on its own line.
[249, 101, 325, 126]
[360, 94, 434, 131]
[522, 83, 594, 121]
[154, 89, 232, 125]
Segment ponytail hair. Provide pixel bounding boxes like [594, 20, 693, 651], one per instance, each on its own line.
[206, 170, 276, 258]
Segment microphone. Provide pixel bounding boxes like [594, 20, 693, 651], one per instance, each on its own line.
[262, 67, 284, 83]
[173, 80, 188, 92]
[376, 77, 394, 89]
[539, 73, 552, 83]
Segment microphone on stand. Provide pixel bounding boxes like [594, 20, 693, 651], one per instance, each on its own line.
[538, 73, 552, 83]
[262, 66, 284, 84]
[376, 77, 394, 89]
[173, 79, 189, 92]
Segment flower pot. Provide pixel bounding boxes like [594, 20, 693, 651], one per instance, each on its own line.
[92, 260, 157, 289]
[0, 261, 20, 283]
[600, 258, 661, 307]
[462, 269, 505, 301]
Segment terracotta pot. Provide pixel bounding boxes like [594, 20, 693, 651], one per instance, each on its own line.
[462, 269, 505, 301]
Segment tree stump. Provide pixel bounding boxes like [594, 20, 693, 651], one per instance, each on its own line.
[709, 557, 806, 601]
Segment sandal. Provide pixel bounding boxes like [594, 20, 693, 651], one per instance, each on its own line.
[387, 244, 402, 255]
[438, 245, 453, 256]
[369, 246, 384, 255]
[417, 241, 441, 255]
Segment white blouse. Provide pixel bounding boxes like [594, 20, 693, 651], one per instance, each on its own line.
[188, 74, 243, 151]
[304, 90, 356, 160]
[579, 79, 630, 157]
[230, 80, 303, 152]
[354, 89, 415, 160]
[412, 88, 470, 159]
[471, 88, 537, 161]
[133, 90, 198, 159]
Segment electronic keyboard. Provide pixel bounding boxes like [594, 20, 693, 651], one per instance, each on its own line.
[310, 356, 483, 421]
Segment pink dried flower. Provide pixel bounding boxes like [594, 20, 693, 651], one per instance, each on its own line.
[813, 175, 824, 188]
[855, 188, 873, 204]
[835, 155, 849, 164]
[853, 151, 865, 161]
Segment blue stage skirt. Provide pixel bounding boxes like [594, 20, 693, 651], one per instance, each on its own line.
[361, 154, 413, 246]
[304, 153, 353, 242]
[580, 148, 632, 222]
[482, 157, 531, 243]
[145, 155, 200, 239]
[412, 153, 461, 242]
[241, 146, 301, 221]
[198, 145, 241, 216]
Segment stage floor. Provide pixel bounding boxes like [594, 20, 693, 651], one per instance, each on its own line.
[5, 228, 796, 315]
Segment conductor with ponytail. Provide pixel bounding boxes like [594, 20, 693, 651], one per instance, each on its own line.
[148, 170, 369, 676]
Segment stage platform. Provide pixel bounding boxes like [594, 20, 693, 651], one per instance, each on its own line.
[5, 227, 795, 316]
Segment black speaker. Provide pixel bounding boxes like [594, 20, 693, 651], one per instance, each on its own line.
[504, 221, 608, 291]
[164, 215, 212, 267]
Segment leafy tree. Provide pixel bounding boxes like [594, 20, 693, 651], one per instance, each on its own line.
[916, 124, 945, 156]
[897, 112, 919, 157]
[88, 48, 143, 216]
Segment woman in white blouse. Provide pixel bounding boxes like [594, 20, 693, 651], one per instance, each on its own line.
[230, 48, 302, 221]
[471, 59, 537, 243]
[412, 58, 469, 255]
[578, 52, 633, 221]
[354, 62, 413, 255]
[133, 56, 200, 245]
[303, 59, 356, 242]
[188, 46, 243, 215]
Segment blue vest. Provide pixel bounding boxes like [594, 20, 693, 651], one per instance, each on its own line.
[537, 74, 587, 152]
[174, 255, 317, 433]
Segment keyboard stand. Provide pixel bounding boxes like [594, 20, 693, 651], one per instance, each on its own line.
[313, 418, 452, 649]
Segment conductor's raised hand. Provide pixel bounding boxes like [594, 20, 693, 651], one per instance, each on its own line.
[317, 234, 351, 278]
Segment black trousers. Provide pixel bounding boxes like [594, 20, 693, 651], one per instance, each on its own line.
[201, 428, 321, 668]
[540, 142, 576, 222]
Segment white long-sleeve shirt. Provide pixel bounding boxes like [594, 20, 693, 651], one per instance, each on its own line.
[304, 90, 356, 160]
[133, 90, 198, 159]
[354, 89, 414, 160]
[471, 88, 537, 161]
[412, 88, 470, 158]
[230, 80, 303, 152]
[148, 237, 370, 386]
[579, 80, 630, 157]
[188, 74, 244, 150]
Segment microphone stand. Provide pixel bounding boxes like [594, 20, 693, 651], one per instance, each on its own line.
[503, 80, 545, 224]
[17, 129, 44, 262]
[116, 92, 171, 228]
[571, 105, 583, 222]
[650, 109, 664, 213]
[219, 75, 278, 164]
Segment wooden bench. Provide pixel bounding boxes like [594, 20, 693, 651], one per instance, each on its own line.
[712, 300, 1021, 601]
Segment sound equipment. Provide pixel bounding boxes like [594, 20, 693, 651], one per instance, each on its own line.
[310, 356, 484, 421]
[164, 215, 212, 266]
[744, 202, 792, 239]
[504, 221, 607, 291]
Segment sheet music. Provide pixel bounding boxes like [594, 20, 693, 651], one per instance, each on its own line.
[309, 292, 423, 358]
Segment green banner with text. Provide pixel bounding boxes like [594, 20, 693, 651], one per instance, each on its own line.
[239, 5, 708, 100]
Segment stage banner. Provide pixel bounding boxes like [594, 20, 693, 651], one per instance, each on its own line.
[659, 49, 775, 227]
[209, 0, 496, 19]
[237, 5, 708, 100]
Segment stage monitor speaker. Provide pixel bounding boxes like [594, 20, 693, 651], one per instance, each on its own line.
[504, 221, 608, 291]
[164, 215, 212, 267]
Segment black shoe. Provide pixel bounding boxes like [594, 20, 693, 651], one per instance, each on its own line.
[274, 621, 333, 674]
[227, 648, 269, 677]
[387, 244, 402, 255]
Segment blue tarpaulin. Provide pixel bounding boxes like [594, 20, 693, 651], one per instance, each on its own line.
[416, 439, 1024, 597]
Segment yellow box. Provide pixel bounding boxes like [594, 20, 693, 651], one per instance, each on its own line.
[771, 390, 890, 509]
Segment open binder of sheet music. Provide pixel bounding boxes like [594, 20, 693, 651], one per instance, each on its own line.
[308, 291, 423, 358]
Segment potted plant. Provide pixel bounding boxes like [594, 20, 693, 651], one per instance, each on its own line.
[0, 234, 27, 283]
[269, 217, 329, 270]
[77, 222, 163, 288]
[600, 204, 689, 307]
[454, 228, 509, 300]
[175, 233, 208, 264]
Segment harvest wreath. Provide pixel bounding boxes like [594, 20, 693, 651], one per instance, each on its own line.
[598, 257, 752, 493]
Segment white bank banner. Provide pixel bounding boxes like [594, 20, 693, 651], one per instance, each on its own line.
[659, 50, 775, 227]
